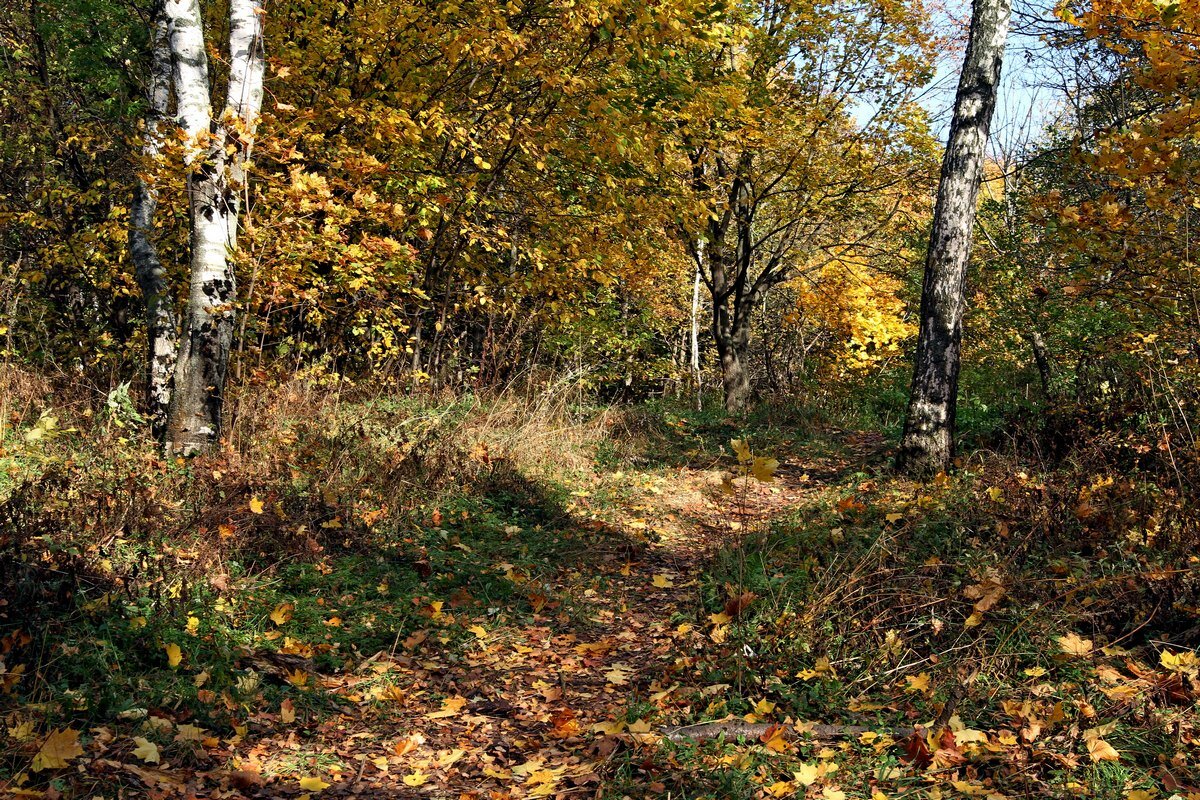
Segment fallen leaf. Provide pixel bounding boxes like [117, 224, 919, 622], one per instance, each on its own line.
[1058, 632, 1094, 657]
[164, 643, 182, 668]
[131, 736, 160, 764]
[1086, 737, 1120, 762]
[298, 775, 330, 791]
[427, 696, 467, 719]
[270, 602, 294, 626]
[31, 728, 83, 771]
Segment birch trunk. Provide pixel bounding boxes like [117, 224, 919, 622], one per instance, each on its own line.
[165, 0, 265, 456]
[690, 240, 704, 409]
[130, 4, 176, 439]
[896, 0, 1011, 475]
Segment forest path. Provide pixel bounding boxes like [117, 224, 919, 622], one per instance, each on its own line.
[143, 429, 889, 798]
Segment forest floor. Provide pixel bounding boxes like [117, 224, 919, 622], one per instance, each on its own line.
[2, 396, 1198, 799]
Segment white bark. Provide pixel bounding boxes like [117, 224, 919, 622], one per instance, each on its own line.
[165, 0, 265, 456]
[130, 4, 176, 438]
[690, 240, 704, 409]
[897, 0, 1012, 475]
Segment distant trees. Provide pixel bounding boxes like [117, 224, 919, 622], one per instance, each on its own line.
[671, 0, 936, 411]
[896, 0, 1011, 475]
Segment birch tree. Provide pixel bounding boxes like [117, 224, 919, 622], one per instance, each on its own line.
[896, 0, 1011, 475]
[138, 0, 264, 455]
[129, 4, 175, 438]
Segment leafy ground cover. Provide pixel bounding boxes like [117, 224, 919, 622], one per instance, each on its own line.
[1, 388, 1197, 799]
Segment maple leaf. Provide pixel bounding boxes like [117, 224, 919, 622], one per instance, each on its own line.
[132, 736, 160, 764]
[751, 456, 779, 482]
[174, 724, 204, 742]
[403, 770, 428, 787]
[651, 574, 674, 588]
[427, 696, 467, 718]
[904, 672, 931, 694]
[31, 728, 83, 771]
[298, 775, 330, 791]
[1057, 632, 1095, 657]
[270, 602, 294, 625]
[605, 664, 632, 685]
[765, 781, 795, 797]
[280, 698, 296, 723]
[249, 496, 265, 514]
[794, 762, 823, 786]
[730, 438, 753, 463]
[760, 723, 789, 752]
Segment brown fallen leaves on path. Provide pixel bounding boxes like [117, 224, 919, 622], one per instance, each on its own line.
[6, 440, 838, 799]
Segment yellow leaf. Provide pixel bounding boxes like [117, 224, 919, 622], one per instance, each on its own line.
[762, 725, 789, 752]
[1057, 632, 1094, 657]
[427, 696, 467, 719]
[249, 496, 265, 514]
[131, 736, 160, 764]
[986, 487, 1003, 502]
[754, 698, 776, 715]
[627, 718, 653, 734]
[186, 616, 199, 635]
[31, 728, 83, 771]
[884, 512, 903, 524]
[752, 456, 779, 483]
[592, 720, 625, 735]
[280, 698, 296, 724]
[174, 724, 204, 742]
[954, 729, 989, 746]
[468, 625, 487, 639]
[709, 611, 732, 625]
[298, 775, 330, 791]
[794, 762, 822, 786]
[823, 788, 847, 800]
[1086, 737, 1120, 762]
[904, 672, 931, 694]
[270, 602, 294, 626]
[730, 438, 752, 463]
[437, 748, 466, 767]
[403, 771, 428, 787]
[766, 780, 796, 797]
[652, 574, 674, 588]
[165, 643, 182, 668]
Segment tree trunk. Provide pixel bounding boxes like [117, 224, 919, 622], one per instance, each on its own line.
[714, 302, 751, 413]
[165, 0, 265, 456]
[690, 248, 703, 410]
[1027, 329, 1052, 397]
[896, 0, 1011, 475]
[130, 4, 176, 440]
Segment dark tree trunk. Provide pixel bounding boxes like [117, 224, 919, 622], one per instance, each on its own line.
[896, 0, 1011, 475]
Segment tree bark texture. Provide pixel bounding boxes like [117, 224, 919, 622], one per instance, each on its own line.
[165, 0, 264, 456]
[896, 0, 1011, 475]
[130, 4, 176, 439]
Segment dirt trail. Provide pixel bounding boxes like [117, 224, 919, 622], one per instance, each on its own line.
[93, 433, 887, 798]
